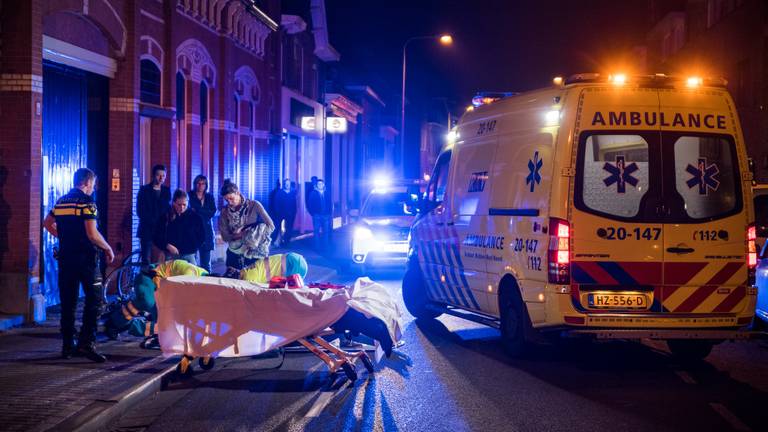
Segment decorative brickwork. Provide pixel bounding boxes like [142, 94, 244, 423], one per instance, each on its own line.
[0, 73, 43, 93]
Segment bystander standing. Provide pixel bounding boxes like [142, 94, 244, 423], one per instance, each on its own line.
[219, 179, 274, 270]
[308, 179, 332, 250]
[136, 164, 171, 263]
[188, 175, 216, 271]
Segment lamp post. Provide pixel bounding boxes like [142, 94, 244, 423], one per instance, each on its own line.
[400, 34, 452, 176]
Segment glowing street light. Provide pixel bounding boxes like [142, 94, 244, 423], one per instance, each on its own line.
[401, 34, 454, 176]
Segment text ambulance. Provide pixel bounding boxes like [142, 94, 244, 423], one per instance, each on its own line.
[404, 73, 757, 360]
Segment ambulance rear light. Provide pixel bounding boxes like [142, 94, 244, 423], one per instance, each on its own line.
[747, 223, 757, 285]
[548, 218, 570, 284]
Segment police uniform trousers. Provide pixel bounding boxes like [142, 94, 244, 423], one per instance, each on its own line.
[58, 253, 104, 347]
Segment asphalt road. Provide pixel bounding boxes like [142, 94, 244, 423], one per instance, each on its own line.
[108, 266, 768, 432]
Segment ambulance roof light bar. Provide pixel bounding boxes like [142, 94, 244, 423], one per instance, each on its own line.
[471, 91, 519, 108]
[564, 73, 728, 88]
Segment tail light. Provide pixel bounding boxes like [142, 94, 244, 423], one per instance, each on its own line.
[548, 218, 570, 284]
[747, 223, 757, 285]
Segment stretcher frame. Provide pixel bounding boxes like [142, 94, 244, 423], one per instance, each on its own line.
[174, 328, 374, 382]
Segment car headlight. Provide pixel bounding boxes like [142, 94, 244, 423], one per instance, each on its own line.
[354, 227, 373, 240]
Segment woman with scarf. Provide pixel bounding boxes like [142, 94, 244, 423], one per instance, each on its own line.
[218, 179, 275, 271]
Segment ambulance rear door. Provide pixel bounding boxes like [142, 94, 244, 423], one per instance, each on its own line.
[571, 87, 665, 315]
[657, 91, 749, 317]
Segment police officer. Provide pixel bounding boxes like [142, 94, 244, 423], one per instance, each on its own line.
[43, 168, 114, 362]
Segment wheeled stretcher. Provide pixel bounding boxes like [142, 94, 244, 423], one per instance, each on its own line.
[156, 275, 402, 382]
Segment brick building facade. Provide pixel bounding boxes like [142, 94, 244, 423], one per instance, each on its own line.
[0, 0, 315, 322]
[646, 0, 768, 183]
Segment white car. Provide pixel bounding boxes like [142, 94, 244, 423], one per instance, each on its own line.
[350, 187, 418, 271]
[753, 185, 768, 326]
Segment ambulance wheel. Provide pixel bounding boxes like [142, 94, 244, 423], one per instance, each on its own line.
[198, 357, 215, 371]
[667, 340, 713, 362]
[360, 354, 375, 373]
[341, 362, 357, 381]
[499, 280, 529, 357]
[402, 265, 440, 320]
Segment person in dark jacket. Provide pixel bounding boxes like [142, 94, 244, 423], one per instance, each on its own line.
[307, 179, 332, 250]
[276, 178, 297, 245]
[137, 164, 171, 263]
[153, 189, 204, 265]
[188, 174, 216, 272]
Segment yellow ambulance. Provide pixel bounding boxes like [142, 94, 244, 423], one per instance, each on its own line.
[404, 73, 758, 360]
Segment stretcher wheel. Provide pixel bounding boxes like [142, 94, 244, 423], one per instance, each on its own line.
[360, 353, 374, 373]
[341, 362, 357, 381]
[198, 356, 215, 370]
[176, 355, 194, 378]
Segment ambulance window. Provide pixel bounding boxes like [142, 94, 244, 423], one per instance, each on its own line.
[579, 134, 650, 218]
[672, 136, 739, 220]
[427, 151, 451, 204]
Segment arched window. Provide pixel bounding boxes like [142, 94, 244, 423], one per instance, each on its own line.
[200, 81, 208, 125]
[175, 72, 185, 119]
[140, 59, 161, 105]
[176, 72, 187, 189]
[249, 101, 254, 131]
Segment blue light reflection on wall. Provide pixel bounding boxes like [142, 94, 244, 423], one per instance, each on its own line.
[42, 62, 88, 306]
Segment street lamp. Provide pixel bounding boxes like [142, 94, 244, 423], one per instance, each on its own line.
[400, 33, 453, 176]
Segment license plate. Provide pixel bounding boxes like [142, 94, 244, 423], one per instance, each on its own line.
[587, 293, 648, 309]
[381, 243, 408, 253]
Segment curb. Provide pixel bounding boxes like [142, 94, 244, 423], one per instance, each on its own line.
[51, 262, 338, 431]
[47, 362, 177, 432]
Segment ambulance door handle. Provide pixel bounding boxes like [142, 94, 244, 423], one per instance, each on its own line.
[666, 246, 695, 254]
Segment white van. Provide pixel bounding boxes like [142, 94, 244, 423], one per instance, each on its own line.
[404, 73, 758, 360]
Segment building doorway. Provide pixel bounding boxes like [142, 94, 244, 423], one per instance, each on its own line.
[41, 61, 108, 307]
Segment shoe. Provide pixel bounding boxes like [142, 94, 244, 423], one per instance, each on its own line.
[75, 343, 107, 363]
[61, 344, 76, 359]
[140, 335, 161, 350]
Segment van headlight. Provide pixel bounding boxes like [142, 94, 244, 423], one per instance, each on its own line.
[354, 227, 373, 240]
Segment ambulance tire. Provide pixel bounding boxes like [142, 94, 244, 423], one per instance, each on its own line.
[667, 339, 714, 362]
[499, 280, 530, 357]
[402, 265, 441, 320]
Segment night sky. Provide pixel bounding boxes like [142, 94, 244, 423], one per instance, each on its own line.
[324, 0, 651, 176]
[326, 0, 651, 114]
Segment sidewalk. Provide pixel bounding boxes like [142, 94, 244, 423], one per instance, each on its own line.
[0, 306, 176, 432]
[0, 243, 338, 432]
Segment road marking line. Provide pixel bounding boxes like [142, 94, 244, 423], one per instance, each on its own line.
[675, 370, 696, 384]
[305, 391, 335, 418]
[709, 402, 751, 431]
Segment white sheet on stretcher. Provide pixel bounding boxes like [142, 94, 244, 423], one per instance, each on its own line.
[156, 276, 402, 358]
